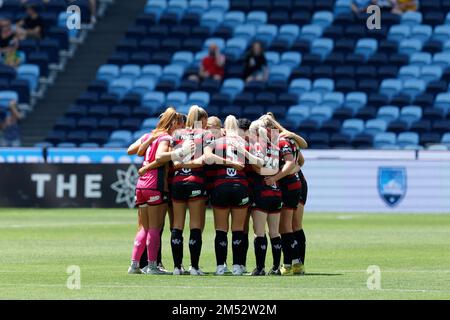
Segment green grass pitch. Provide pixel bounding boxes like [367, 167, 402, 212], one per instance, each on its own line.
[0, 208, 449, 300]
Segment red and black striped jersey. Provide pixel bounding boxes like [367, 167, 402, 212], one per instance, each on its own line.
[278, 137, 301, 191]
[171, 128, 211, 184]
[208, 135, 248, 187]
[248, 139, 281, 195]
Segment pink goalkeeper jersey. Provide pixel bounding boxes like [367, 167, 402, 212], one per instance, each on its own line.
[136, 133, 172, 190]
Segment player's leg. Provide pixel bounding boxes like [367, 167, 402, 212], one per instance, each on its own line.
[145, 203, 170, 274]
[242, 209, 251, 272]
[279, 208, 298, 275]
[251, 210, 268, 275]
[138, 207, 148, 269]
[230, 207, 248, 275]
[292, 204, 306, 274]
[129, 205, 149, 274]
[213, 207, 230, 275]
[171, 201, 187, 274]
[187, 198, 206, 275]
[267, 212, 282, 275]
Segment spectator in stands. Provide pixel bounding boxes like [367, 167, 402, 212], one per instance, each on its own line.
[243, 41, 268, 82]
[0, 18, 20, 67]
[391, 0, 418, 14]
[351, 0, 376, 13]
[1, 100, 23, 147]
[190, 43, 225, 82]
[16, 5, 44, 40]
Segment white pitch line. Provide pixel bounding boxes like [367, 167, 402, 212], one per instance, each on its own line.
[0, 221, 134, 229]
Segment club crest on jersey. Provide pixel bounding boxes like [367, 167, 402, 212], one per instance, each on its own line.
[226, 168, 237, 177]
[378, 167, 407, 207]
[182, 168, 192, 174]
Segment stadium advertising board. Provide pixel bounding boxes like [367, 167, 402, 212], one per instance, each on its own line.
[0, 164, 138, 208]
[0, 160, 449, 212]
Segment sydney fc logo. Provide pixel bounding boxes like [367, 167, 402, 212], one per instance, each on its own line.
[378, 167, 407, 207]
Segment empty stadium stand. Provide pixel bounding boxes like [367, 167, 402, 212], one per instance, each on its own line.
[35, 0, 450, 150]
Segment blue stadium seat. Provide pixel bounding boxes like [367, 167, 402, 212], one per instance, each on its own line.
[411, 25, 432, 43]
[0, 91, 18, 108]
[341, 119, 364, 138]
[355, 38, 378, 61]
[334, 0, 352, 16]
[388, 25, 411, 43]
[421, 65, 443, 83]
[201, 10, 225, 31]
[312, 78, 334, 93]
[435, 93, 450, 113]
[187, 0, 208, 14]
[233, 24, 257, 40]
[142, 91, 165, 114]
[365, 119, 388, 136]
[225, 37, 249, 61]
[161, 64, 185, 82]
[141, 118, 160, 130]
[402, 79, 426, 99]
[311, 38, 333, 61]
[255, 24, 278, 47]
[269, 65, 291, 82]
[397, 132, 419, 147]
[171, 51, 194, 67]
[380, 79, 403, 98]
[141, 64, 163, 79]
[300, 24, 323, 41]
[400, 106, 422, 125]
[377, 106, 400, 122]
[322, 92, 344, 108]
[265, 51, 280, 66]
[287, 105, 310, 123]
[399, 65, 421, 80]
[280, 52, 302, 68]
[427, 144, 448, 150]
[289, 78, 311, 96]
[299, 92, 322, 106]
[433, 25, 450, 43]
[221, 78, 244, 98]
[109, 78, 133, 99]
[279, 24, 301, 42]
[309, 105, 333, 124]
[97, 64, 120, 84]
[131, 77, 156, 96]
[120, 64, 141, 79]
[409, 52, 432, 66]
[312, 11, 333, 28]
[210, 0, 230, 12]
[166, 91, 188, 106]
[247, 11, 268, 26]
[188, 91, 210, 106]
[401, 11, 422, 26]
[433, 52, 450, 68]
[442, 132, 450, 144]
[17, 64, 40, 92]
[399, 39, 423, 56]
[374, 132, 397, 148]
[345, 92, 367, 111]
[144, 0, 167, 18]
[222, 11, 245, 28]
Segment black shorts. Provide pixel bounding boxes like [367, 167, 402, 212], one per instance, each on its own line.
[280, 187, 301, 210]
[252, 186, 282, 214]
[171, 182, 207, 202]
[298, 171, 308, 206]
[211, 183, 250, 208]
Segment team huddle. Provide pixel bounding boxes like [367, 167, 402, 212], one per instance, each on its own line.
[127, 105, 308, 276]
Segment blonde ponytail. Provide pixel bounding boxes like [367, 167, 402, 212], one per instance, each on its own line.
[186, 105, 208, 129]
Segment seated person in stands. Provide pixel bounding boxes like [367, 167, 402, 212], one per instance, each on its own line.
[391, 0, 418, 14]
[16, 5, 44, 40]
[0, 18, 20, 67]
[190, 43, 225, 82]
[243, 41, 268, 82]
[351, 0, 376, 13]
[1, 100, 23, 147]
